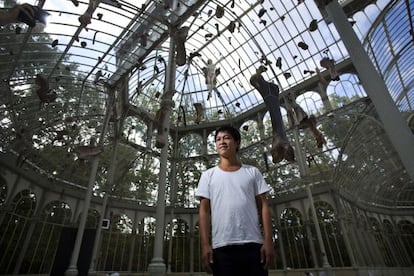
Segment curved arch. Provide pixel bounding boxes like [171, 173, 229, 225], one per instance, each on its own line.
[397, 220, 414, 264]
[19, 200, 73, 274]
[326, 72, 366, 109]
[309, 201, 350, 267]
[279, 207, 311, 269]
[41, 200, 72, 225]
[296, 91, 324, 116]
[0, 189, 36, 274]
[97, 213, 134, 272]
[369, 216, 396, 266]
[123, 216, 156, 272]
[165, 218, 191, 273]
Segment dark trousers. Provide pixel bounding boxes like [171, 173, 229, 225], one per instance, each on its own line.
[212, 243, 268, 276]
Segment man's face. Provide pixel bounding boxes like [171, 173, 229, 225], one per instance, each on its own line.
[215, 131, 239, 157]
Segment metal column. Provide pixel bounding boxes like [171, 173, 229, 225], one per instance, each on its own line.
[323, 0, 414, 181]
[292, 127, 332, 272]
[148, 26, 177, 276]
[65, 89, 113, 275]
[90, 134, 121, 273]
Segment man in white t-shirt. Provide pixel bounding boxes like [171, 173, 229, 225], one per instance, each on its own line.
[196, 125, 274, 275]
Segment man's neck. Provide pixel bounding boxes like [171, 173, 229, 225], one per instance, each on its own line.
[219, 157, 241, 171]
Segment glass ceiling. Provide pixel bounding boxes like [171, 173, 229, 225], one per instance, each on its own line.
[1, 0, 413, 208]
[1, 0, 380, 122]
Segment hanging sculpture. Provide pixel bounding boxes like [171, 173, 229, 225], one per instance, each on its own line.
[250, 66, 295, 164]
[35, 74, 57, 103]
[320, 57, 340, 81]
[155, 25, 190, 148]
[250, 66, 326, 164]
[173, 26, 190, 66]
[193, 103, 204, 124]
[202, 58, 220, 100]
[284, 95, 326, 149]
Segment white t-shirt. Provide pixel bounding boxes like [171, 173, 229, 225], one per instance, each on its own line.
[196, 164, 270, 249]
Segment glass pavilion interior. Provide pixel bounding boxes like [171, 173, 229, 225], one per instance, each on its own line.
[0, 0, 414, 275]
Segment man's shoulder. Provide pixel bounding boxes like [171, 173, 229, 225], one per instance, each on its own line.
[202, 166, 219, 176]
[240, 164, 264, 178]
[241, 164, 259, 171]
[205, 166, 218, 172]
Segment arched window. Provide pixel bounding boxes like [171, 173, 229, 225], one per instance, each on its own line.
[0, 189, 36, 274]
[165, 218, 190, 272]
[127, 217, 155, 272]
[398, 220, 414, 264]
[280, 207, 311, 268]
[20, 201, 72, 274]
[310, 201, 350, 267]
[98, 213, 134, 272]
[369, 217, 395, 266]
[383, 219, 411, 266]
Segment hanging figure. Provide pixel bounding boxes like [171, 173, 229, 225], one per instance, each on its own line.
[155, 98, 181, 148]
[35, 74, 57, 103]
[78, 0, 98, 29]
[154, 27, 190, 148]
[284, 95, 326, 149]
[75, 145, 103, 160]
[75, 138, 103, 160]
[250, 66, 295, 164]
[320, 57, 339, 81]
[173, 26, 190, 66]
[155, 103, 168, 148]
[193, 102, 204, 124]
[202, 58, 220, 100]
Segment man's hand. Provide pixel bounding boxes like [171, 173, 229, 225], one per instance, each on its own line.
[201, 244, 213, 274]
[261, 240, 275, 269]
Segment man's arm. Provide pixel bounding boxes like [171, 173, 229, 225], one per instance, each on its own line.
[256, 193, 275, 269]
[199, 197, 213, 274]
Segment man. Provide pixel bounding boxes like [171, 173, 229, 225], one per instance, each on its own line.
[196, 125, 274, 275]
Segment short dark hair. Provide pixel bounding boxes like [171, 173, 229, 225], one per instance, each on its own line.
[214, 125, 241, 151]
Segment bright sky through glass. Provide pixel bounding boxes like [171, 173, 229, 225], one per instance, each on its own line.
[3, 0, 391, 122]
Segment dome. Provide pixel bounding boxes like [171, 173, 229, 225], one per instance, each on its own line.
[0, 0, 413, 275]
